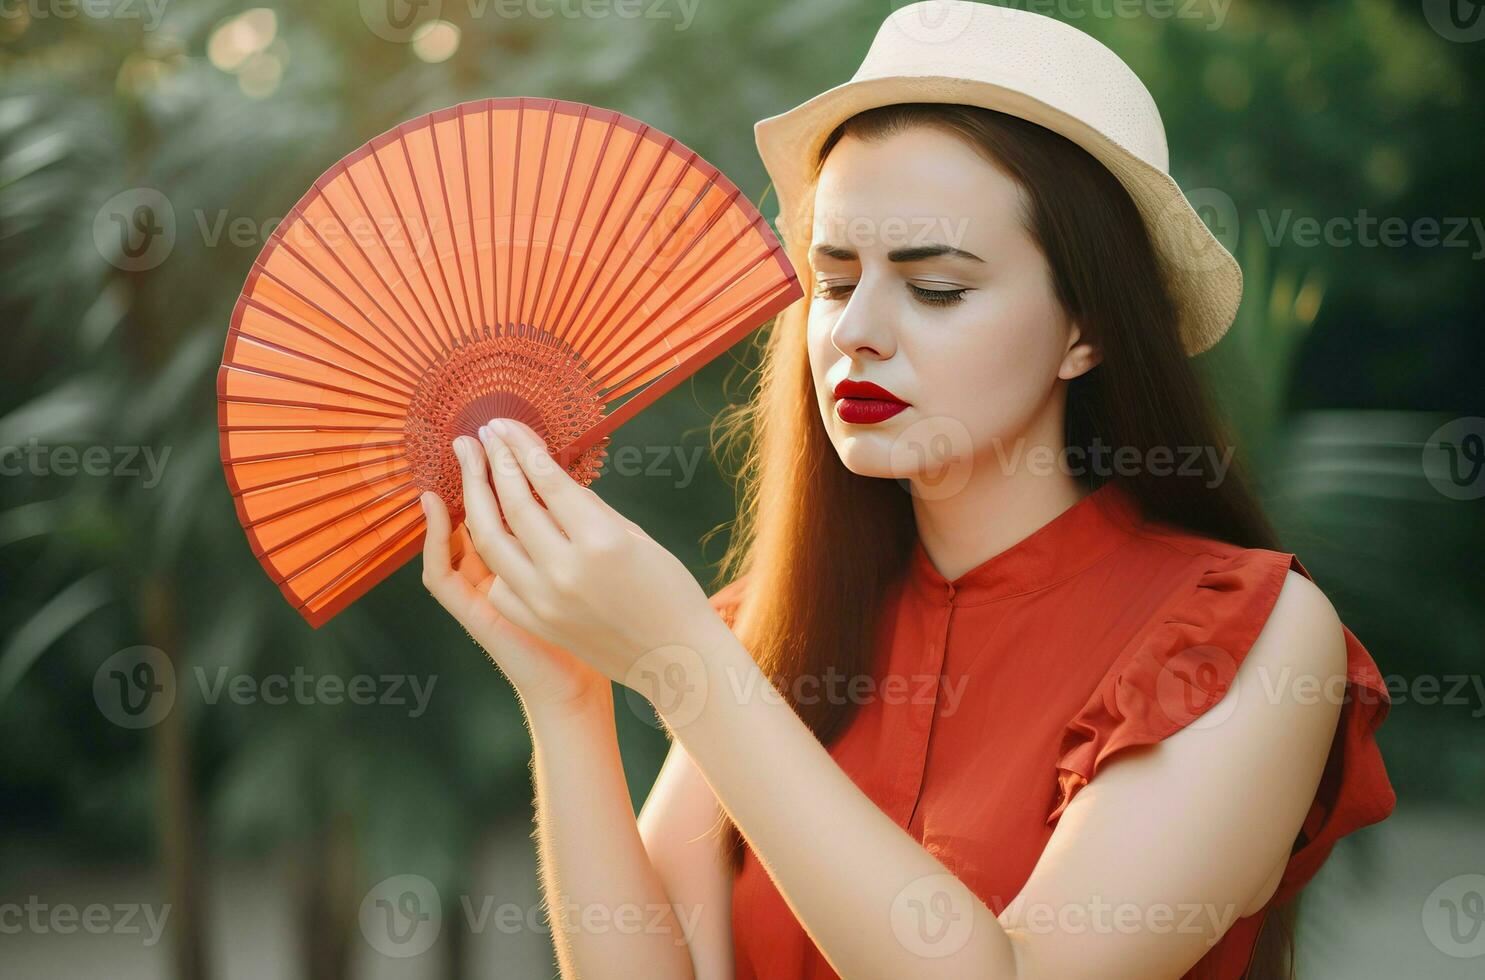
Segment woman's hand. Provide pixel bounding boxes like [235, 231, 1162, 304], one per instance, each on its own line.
[446, 417, 727, 701]
[420, 487, 610, 713]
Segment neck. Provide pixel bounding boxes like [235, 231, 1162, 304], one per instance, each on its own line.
[909, 424, 1087, 583]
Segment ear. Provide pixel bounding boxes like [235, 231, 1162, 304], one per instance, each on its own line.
[1058, 321, 1102, 381]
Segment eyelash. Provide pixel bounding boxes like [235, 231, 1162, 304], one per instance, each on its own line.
[813, 282, 969, 307]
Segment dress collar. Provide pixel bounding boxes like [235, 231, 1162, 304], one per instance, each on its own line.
[906, 480, 1145, 606]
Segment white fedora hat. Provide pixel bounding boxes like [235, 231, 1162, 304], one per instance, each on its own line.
[754, 0, 1242, 356]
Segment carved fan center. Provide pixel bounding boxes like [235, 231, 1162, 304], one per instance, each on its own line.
[405, 325, 609, 515]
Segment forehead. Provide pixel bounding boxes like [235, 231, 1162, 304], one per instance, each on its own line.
[809, 126, 1027, 253]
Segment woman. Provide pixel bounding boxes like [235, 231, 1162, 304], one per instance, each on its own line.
[419, 3, 1396, 978]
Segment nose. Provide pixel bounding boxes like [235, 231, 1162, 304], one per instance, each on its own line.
[828, 275, 896, 361]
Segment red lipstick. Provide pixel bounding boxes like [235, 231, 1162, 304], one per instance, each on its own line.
[833, 378, 909, 424]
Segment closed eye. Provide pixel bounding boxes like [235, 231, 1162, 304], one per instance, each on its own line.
[812, 281, 971, 307]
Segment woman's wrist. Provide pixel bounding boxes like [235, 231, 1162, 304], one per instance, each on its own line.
[519, 679, 616, 733]
[644, 616, 756, 737]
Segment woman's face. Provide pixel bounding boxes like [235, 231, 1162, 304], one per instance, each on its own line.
[805, 125, 1100, 491]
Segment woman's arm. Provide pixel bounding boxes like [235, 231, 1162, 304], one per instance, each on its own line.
[638, 740, 738, 980]
[524, 689, 700, 980]
[461, 419, 1344, 980]
[419, 451, 709, 980]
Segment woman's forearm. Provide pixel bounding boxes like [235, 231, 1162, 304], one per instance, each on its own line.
[524, 687, 699, 980]
[662, 619, 1021, 980]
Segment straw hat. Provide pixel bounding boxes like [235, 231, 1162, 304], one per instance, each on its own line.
[753, 0, 1242, 356]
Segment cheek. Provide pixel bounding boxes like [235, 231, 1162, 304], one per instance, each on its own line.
[806, 307, 836, 393]
[907, 294, 1066, 443]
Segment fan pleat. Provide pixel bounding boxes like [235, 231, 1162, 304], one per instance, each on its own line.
[336, 155, 447, 360]
[220, 97, 802, 626]
[235, 299, 417, 394]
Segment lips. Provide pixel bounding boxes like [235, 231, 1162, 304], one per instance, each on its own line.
[833, 378, 909, 425]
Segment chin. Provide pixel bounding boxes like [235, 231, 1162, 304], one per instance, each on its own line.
[829, 436, 902, 479]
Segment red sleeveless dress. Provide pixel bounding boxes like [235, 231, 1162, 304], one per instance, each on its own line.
[708, 480, 1396, 979]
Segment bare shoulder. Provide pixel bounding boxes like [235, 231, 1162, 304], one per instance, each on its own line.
[1242, 567, 1347, 687]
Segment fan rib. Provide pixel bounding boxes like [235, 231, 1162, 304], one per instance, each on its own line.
[455, 103, 489, 342]
[539, 123, 654, 347]
[238, 468, 415, 540]
[237, 295, 419, 392]
[227, 451, 407, 498]
[581, 186, 760, 380]
[230, 330, 413, 401]
[275, 493, 421, 590]
[578, 155, 715, 362]
[520, 103, 587, 345]
[577, 178, 742, 374]
[486, 98, 499, 336]
[296, 529, 426, 628]
[271, 209, 431, 382]
[263, 241, 433, 376]
[221, 392, 403, 420]
[394, 127, 469, 349]
[560, 138, 685, 353]
[252, 475, 415, 563]
[224, 359, 408, 410]
[227, 450, 405, 493]
[530, 110, 617, 345]
[224, 438, 402, 468]
[427, 114, 480, 344]
[512, 100, 557, 335]
[364, 144, 459, 355]
[554, 267, 796, 469]
[501, 99, 523, 332]
[591, 262, 793, 412]
[330, 167, 446, 365]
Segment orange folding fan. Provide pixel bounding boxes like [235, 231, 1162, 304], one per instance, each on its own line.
[218, 97, 802, 627]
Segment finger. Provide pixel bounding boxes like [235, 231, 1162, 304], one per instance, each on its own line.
[454, 435, 501, 544]
[452, 525, 492, 589]
[419, 492, 487, 617]
[489, 418, 606, 538]
[420, 490, 455, 584]
[479, 422, 569, 561]
[455, 435, 540, 595]
[487, 573, 553, 644]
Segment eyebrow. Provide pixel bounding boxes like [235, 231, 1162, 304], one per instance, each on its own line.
[810, 242, 986, 264]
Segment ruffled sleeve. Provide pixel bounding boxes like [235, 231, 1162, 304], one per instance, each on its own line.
[1046, 548, 1396, 904]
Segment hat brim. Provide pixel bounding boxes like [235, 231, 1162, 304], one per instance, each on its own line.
[755, 75, 1242, 357]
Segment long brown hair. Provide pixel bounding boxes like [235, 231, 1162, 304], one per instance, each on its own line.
[706, 103, 1296, 978]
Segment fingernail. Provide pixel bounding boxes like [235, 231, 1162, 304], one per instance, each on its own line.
[419, 491, 434, 512]
[477, 424, 489, 441]
[490, 418, 509, 437]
